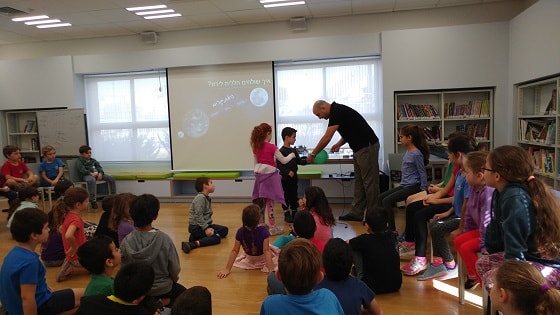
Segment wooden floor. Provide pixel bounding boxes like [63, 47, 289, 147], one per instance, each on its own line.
[0, 202, 484, 315]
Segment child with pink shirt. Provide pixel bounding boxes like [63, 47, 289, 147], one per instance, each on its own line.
[299, 186, 335, 243]
[250, 123, 295, 235]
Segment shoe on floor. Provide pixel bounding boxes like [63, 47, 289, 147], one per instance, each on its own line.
[464, 278, 480, 290]
[417, 263, 448, 281]
[338, 214, 362, 222]
[90, 201, 98, 209]
[269, 227, 284, 236]
[181, 242, 191, 254]
[398, 242, 415, 258]
[401, 256, 428, 276]
[56, 260, 74, 282]
[439, 265, 459, 280]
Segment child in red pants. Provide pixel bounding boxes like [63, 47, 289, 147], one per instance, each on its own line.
[453, 151, 493, 289]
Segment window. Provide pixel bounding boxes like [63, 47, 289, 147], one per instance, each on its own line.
[84, 70, 170, 162]
[274, 57, 383, 157]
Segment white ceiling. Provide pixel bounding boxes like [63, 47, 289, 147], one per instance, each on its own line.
[0, 0, 528, 46]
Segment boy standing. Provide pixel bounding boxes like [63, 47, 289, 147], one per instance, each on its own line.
[0, 208, 83, 315]
[1, 145, 39, 190]
[260, 238, 344, 315]
[348, 209, 402, 294]
[78, 235, 121, 296]
[76, 261, 160, 315]
[76, 145, 116, 209]
[277, 127, 307, 223]
[316, 238, 382, 315]
[181, 177, 228, 253]
[120, 194, 186, 307]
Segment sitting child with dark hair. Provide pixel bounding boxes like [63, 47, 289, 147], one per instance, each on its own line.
[266, 210, 327, 295]
[6, 186, 40, 229]
[0, 208, 84, 315]
[260, 238, 344, 315]
[182, 177, 228, 254]
[272, 209, 326, 251]
[93, 194, 119, 246]
[171, 286, 212, 315]
[78, 235, 121, 296]
[316, 238, 382, 315]
[76, 261, 161, 315]
[120, 194, 186, 307]
[348, 208, 402, 294]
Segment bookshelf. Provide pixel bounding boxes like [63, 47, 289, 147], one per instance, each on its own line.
[5, 111, 41, 163]
[517, 75, 559, 189]
[394, 88, 494, 155]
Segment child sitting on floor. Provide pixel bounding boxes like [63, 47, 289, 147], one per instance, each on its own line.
[217, 204, 277, 279]
[78, 235, 121, 296]
[316, 238, 382, 315]
[182, 177, 228, 254]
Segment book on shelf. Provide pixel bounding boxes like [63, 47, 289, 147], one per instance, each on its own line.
[520, 119, 555, 144]
[544, 88, 557, 115]
[24, 120, 36, 133]
[422, 125, 441, 141]
[455, 122, 489, 140]
[445, 100, 489, 118]
[398, 103, 440, 120]
[527, 147, 555, 175]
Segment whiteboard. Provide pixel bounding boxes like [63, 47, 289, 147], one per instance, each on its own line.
[37, 109, 87, 156]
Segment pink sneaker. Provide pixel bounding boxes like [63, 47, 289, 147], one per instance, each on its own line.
[401, 256, 428, 276]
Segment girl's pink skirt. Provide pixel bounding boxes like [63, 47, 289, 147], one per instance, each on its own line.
[233, 246, 279, 272]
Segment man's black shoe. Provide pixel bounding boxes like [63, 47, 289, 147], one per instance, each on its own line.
[338, 214, 362, 221]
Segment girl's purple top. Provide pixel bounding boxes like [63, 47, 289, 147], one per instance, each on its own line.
[400, 149, 428, 191]
[235, 225, 270, 256]
[463, 184, 494, 250]
[118, 220, 136, 244]
[41, 231, 65, 261]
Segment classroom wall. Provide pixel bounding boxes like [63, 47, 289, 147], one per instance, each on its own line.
[506, 0, 560, 148]
[381, 22, 510, 154]
[0, 1, 549, 167]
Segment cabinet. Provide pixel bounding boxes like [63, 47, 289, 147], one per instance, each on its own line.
[5, 111, 41, 163]
[394, 88, 494, 155]
[517, 75, 559, 189]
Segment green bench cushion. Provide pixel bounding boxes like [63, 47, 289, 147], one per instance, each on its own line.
[136, 173, 173, 180]
[113, 172, 172, 180]
[173, 171, 241, 179]
[297, 170, 322, 179]
[113, 173, 138, 180]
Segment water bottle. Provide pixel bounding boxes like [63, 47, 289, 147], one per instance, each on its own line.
[92, 166, 98, 176]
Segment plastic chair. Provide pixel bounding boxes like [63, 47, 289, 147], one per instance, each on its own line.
[26, 163, 54, 211]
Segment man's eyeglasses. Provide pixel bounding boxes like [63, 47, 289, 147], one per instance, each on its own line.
[481, 167, 495, 173]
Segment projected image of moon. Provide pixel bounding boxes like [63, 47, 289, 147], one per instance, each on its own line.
[182, 109, 210, 138]
[250, 87, 269, 107]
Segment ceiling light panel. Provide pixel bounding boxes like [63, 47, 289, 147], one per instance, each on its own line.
[135, 9, 175, 16]
[125, 4, 182, 20]
[263, 1, 305, 8]
[126, 5, 167, 11]
[12, 15, 49, 22]
[24, 19, 61, 25]
[144, 13, 182, 19]
[36, 23, 72, 28]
